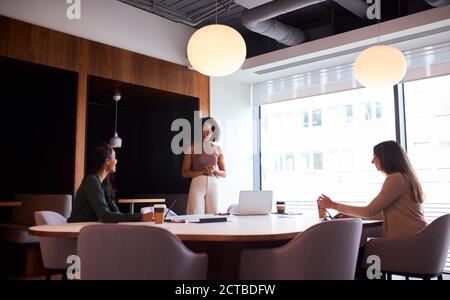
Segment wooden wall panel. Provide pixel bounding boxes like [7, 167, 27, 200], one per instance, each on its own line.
[74, 39, 89, 193]
[87, 41, 210, 115]
[0, 16, 80, 72]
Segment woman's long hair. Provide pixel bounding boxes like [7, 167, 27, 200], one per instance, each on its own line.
[374, 141, 424, 203]
[87, 142, 116, 201]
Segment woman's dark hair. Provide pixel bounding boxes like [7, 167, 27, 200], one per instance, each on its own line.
[202, 117, 221, 142]
[373, 140, 424, 203]
[87, 142, 116, 201]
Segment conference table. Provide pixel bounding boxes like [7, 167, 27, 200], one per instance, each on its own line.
[29, 214, 382, 279]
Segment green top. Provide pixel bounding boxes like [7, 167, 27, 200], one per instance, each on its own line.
[68, 174, 142, 223]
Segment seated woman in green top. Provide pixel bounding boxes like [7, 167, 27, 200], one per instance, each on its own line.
[68, 143, 153, 223]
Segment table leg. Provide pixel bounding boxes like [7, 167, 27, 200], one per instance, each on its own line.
[130, 203, 134, 214]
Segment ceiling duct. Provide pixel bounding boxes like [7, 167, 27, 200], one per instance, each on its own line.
[333, 0, 369, 18]
[241, 0, 327, 46]
[241, 0, 450, 47]
[424, 0, 450, 7]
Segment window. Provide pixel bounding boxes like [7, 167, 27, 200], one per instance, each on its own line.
[362, 101, 372, 120]
[297, 152, 310, 170]
[375, 100, 383, 119]
[285, 153, 295, 171]
[404, 74, 450, 272]
[343, 104, 353, 123]
[312, 109, 322, 127]
[274, 154, 283, 172]
[313, 152, 323, 170]
[300, 111, 309, 128]
[260, 88, 395, 213]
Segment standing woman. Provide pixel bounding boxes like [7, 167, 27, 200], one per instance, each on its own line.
[317, 140, 428, 239]
[68, 142, 153, 223]
[182, 117, 226, 214]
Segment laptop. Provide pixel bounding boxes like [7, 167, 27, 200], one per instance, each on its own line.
[234, 191, 273, 216]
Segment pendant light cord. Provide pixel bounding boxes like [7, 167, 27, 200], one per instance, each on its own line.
[215, 0, 218, 24]
[377, 18, 381, 45]
[115, 99, 118, 133]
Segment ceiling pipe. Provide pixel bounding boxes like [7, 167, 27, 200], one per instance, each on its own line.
[241, 0, 326, 46]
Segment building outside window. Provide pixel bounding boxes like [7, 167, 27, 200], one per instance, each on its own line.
[404, 74, 450, 272]
[260, 87, 395, 213]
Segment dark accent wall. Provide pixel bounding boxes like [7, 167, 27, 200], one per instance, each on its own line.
[87, 76, 198, 198]
[0, 16, 210, 193]
[0, 57, 77, 198]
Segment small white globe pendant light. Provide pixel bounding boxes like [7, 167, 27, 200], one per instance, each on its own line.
[187, 1, 246, 77]
[109, 93, 122, 148]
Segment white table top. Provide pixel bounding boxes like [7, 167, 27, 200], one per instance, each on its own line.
[29, 215, 382, 242]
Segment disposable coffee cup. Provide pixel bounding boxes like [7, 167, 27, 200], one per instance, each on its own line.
[154, 204, 166, 224]
[276, 201, 286, 214]
[318, 207, 327, 219]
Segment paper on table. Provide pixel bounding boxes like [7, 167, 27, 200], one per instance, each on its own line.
[167, 214, 225, 223]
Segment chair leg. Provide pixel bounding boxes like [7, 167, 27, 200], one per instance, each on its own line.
[386, 273, 392, 280]
[45, 269, 52, 280]
[405, 276, 409, 280]
[437, 274, 443, 280]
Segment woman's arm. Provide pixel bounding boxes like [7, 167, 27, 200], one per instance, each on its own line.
[318, 174, 406, 219]
[182, 145, 205, 178]
[213, 151, 226, 178]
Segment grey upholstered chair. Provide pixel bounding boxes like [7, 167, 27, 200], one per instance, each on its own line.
[363, 213, 450, 280]
[227, 204, 239, 214]
[239, 218, 363, 280]
[77, 224, 208, 280]
[34, 211, 77, 280]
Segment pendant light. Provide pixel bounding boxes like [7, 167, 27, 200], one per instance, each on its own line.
[187, 0, 246, 77]
[109, 93, 122, 148]
[354, 18, 407, 88]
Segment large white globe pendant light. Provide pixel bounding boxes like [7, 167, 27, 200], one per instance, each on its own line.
[187, 24, 247, 77]
[354, 44, 407, 88]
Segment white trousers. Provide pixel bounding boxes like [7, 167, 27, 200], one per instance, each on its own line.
[187, 175, 219, 214]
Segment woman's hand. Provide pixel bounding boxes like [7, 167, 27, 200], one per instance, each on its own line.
[141, 212, 154, 222]
[203, 165, 215, 176]
[317, 194, 336, 209]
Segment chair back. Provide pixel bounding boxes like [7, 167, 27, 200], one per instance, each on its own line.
[34, 211, 77, 270]
[77, 224, 208, 280]
[14, 194, 71, 226]
[240, 218, 363, 280]
[364, 213, 450, 277]
[227, 204, 239, 214]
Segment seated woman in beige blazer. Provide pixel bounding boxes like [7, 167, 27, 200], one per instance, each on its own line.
[317, 140, 428, 239]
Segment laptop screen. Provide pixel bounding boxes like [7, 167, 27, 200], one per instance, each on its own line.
[236, 191, 273, 215]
